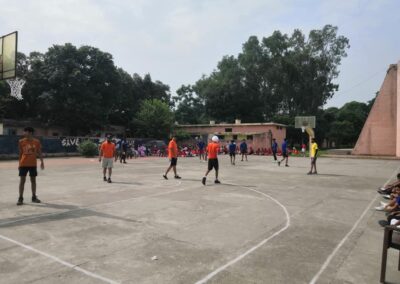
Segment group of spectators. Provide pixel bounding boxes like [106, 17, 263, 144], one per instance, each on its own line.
[376, 174, 400, 227]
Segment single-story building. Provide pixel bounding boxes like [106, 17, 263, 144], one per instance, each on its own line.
[176, 120, 287, 151]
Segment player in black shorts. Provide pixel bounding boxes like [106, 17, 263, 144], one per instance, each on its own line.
[202, 136, 221, 185]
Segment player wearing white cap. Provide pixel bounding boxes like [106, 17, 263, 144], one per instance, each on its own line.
[202, 136, 221, 185]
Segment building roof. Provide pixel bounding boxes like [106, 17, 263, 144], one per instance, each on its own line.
[177, 122, 287, 128]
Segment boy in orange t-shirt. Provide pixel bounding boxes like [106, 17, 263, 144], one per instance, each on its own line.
[163, 136, 181, 179]
[99, 135, 116, 183]
[202, 136, 221, 185]
[17, 127, 45, 206]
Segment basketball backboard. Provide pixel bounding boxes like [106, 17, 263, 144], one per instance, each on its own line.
[0, 31, 18, 80]
[295, 116, 316, 129]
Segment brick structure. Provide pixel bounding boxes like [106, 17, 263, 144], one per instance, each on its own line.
[177, 120, 287, 152]
[353, 62, 400, 156]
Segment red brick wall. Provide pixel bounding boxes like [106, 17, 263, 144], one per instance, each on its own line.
[352, 64, 398, 156]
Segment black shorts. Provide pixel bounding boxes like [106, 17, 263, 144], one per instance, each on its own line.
[208, 159, 219, 171]
[170, 158, 177, 166]
[241, 150, 247, 154]
[229, 152, 235, 157]
[282, 152, 288, 158]
[19, 167, 38, 177]
[311, 157, 317, 164]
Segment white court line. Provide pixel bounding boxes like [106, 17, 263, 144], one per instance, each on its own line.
[0, 234, 119, 284]
[0, 180, 183, 283]
[194, 183, 290, 284]
[0, 181, 182, 227]
[309, 166, 400, 284]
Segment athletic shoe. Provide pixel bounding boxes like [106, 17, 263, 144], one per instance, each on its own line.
[32, 196, 41, 203]
[307, 171, 312, 175]
[375, 206, 385, 211]
[174, 176, 182, 179]
[103, 176, 107, 182]
[383, 194, 391, 199]
[163, 175, 168, 180]
[278, 161, 281, 166]
[215, 180, 221, 184]
[17, 197, 23, 206]
[107, 178, 112, 183]
[285, 164, 289, 167]
[202, 177, 206, 185]
[380, 201, 388, 206]
[313, 171, 318, 175]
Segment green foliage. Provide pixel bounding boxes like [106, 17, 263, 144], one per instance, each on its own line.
[175, 25, 350, 124]
[133, 99, 174, 139]
[0, 45, 171, 136]
[173, 85, 208, 124]
[78, 140, 98, 157]
[174, 129, 191, 141]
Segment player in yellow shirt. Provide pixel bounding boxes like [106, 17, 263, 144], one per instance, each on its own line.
[308, 138, 318, 175]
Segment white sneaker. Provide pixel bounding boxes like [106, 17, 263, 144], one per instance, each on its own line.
[375, 206, 385, 211]
[383, 195, 391, 199]
[380, 201, 388, 206]
[379, 187, 386, 191]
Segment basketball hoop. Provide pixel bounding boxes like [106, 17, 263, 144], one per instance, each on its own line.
[6, 77, 25, 100]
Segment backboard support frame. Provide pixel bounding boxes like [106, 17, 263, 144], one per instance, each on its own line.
[295, 116, 316, 157]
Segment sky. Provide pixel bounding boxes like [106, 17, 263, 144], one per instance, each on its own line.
[1, 0, 399, 108]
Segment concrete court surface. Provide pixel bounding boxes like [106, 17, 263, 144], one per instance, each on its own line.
[0, 155, 399, 284]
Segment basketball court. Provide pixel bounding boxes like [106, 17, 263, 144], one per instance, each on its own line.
[0, 155, 399, 283]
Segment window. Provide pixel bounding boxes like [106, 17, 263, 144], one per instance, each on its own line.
[225, 128, 232, 133]
[246, 135, 253, 140]
[233, 135, 238, 140]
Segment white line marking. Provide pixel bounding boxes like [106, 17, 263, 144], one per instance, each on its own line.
[0, 181, 183, 227]
[0, 234, 119, 284]
[0, 180, 183, 283]
[194, 183, 290, 284]
[309, 166, 400, 284]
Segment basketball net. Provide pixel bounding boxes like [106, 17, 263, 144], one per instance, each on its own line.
[6, 77, 25, 100]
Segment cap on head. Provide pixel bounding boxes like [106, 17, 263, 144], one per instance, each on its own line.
[212, 135, 219, 142]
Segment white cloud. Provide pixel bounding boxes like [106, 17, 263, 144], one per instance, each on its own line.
[0, 0, 398, 107]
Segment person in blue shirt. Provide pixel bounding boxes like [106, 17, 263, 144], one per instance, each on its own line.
[278, 138, 289, 167]
[240, 139, 248, 161]
[197, 140, 206, 161]
[271, 138, 278, 162]
[228, 140, 236, 165]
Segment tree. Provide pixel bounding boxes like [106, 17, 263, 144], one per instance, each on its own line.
[178, 25, 350, 123]
[133, 99, 174, 139]
[174, 85, 207, 124]
[0, 43, 173, 136]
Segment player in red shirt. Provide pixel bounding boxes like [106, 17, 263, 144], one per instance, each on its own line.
[202, 136, 221, 185]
